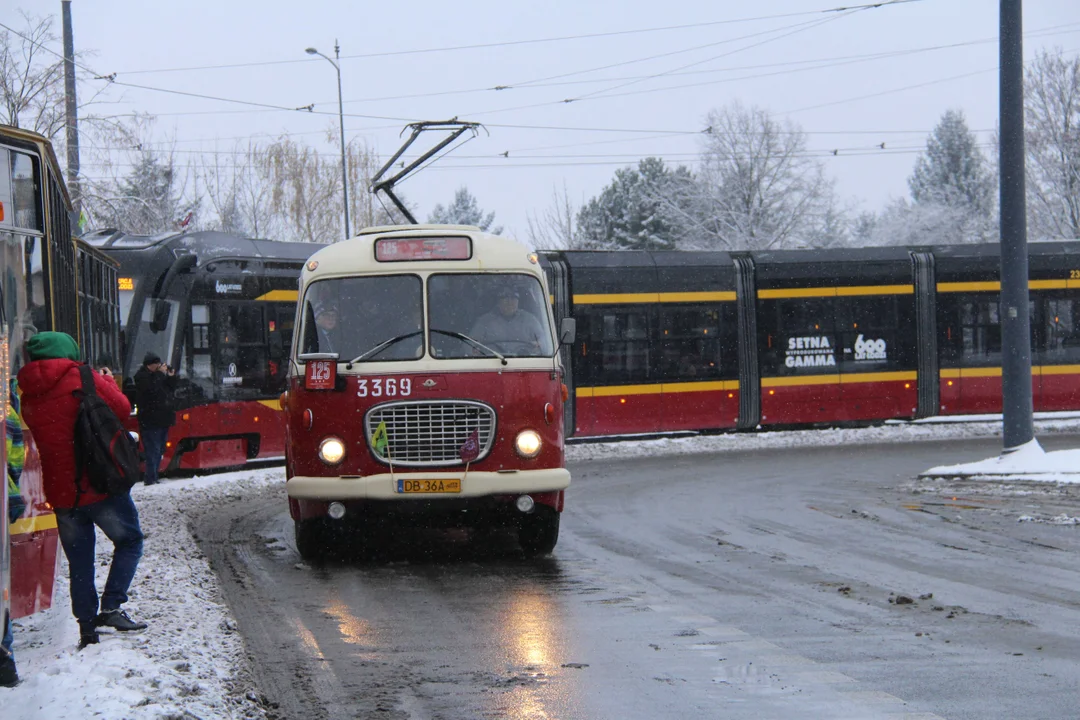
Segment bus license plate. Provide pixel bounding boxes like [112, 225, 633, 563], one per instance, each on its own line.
[396, 478, 461, 494]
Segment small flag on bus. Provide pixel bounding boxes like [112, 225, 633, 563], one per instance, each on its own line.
[371, 421, 389, 458]
[459, 429, 480, 463]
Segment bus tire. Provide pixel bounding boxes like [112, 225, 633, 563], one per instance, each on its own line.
[518, 508, 560, 557]
[295, 519, 327, 561]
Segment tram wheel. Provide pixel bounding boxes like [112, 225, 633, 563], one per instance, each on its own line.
[294, 519, 327, 561]
[517, 507, 560, 557]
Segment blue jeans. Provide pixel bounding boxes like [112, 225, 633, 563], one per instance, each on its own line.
[140, 425, 169, 484]
[55, 494, 144, 625]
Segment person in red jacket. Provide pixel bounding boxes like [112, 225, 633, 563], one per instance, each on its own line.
[16, 332, 148, 650]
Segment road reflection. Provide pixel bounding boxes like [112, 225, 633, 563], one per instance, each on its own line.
[299, 525, 575, 718]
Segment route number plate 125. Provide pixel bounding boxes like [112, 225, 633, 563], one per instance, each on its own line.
[396, 478, 462, 494]
[305, 360, 336, 390]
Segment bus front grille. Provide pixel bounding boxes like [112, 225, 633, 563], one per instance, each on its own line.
[364, 400, 497, 467]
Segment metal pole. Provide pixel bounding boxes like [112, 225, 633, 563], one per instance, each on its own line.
[999, 0, 1034, 450]
[61, 0, 81, 229]
[334, 41, 350, 239]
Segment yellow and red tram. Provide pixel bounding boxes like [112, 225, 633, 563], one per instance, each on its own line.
[1, 124, 120, 624]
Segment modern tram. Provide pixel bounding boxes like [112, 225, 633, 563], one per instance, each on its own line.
[2, 124, 120, 626]
[81, 230, 317, 472]
[541, 242, 1080, 437]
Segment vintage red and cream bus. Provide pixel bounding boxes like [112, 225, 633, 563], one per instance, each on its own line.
[284, 225, 573, 558]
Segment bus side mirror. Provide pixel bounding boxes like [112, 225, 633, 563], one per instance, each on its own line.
[150, 300, 171, 333]
[559, 318, 576, 345]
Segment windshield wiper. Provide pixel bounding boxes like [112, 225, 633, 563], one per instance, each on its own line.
[430, 328, 507, 366]
[347, 331, 423, 364]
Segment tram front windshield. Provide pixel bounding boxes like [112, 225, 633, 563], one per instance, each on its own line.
[300, 273, 554, 362]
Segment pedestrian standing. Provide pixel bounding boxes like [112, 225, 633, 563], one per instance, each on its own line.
[16, 332, 148, 650]
[133, 353, 177, 486]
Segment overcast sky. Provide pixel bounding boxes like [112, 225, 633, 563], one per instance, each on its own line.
[14, 0, 1080, 241]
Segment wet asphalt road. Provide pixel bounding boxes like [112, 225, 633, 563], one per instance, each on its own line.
[189, 436, 1080, 720]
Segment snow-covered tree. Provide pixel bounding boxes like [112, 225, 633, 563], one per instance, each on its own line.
[0, 11, 65, 141]
[576, 157, 696, 250]
[81, 117, 199, 234]
[526, 183, 581, 249]
[428, 186, 502, 234]
[695, 102, 834, 250]
[1025, 48, 1080, 240]
[906, 109, 995, 242]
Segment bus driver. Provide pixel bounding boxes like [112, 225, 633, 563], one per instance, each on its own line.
[307, 299, 340, 355]
[470, 285, 547, 353]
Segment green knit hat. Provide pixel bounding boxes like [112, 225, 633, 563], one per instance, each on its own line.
[26, 332, 81, 362]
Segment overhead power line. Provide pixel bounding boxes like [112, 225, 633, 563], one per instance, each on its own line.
[106, 1, 924, 77]
[45, 22, 1080, 125]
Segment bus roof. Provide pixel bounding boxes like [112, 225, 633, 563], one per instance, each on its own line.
[303, 226, 539, 282]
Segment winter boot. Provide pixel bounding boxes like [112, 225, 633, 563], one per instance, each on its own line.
[0, 651, 18, 687]
[95, 608, 148, 632]
[78, 621, 99, 650]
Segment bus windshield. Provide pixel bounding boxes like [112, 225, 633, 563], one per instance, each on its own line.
[301, 275, 423, 362]
[429, 273, 554, 359]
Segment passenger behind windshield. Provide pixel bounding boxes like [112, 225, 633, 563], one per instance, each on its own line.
[301, 276, 423, 361]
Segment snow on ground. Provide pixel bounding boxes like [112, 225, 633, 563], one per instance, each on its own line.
[566, 414, 1080, 463]
[3, 417, 1080, 718]
[922, 437, 1080, 483]
[2, 468, 283, 720]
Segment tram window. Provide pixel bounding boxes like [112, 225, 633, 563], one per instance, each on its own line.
[23, 236, 46, 333]
[191, 304, 210, 350]
[10, 152, 42, 232]
[1042, 297, 1080, 364]
[577, 307, 651, 385]
[118, 288, 136, 328]
[659, 307, 722, 380]
[760, 298, 838, 375]
[836, 296, 907, 372]
[959, 297, 1003, 365]
[130, 298, 178, 372]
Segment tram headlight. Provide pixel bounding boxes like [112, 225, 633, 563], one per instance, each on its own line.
[318, 436, 346, 465]
[514, 429, 543, 459]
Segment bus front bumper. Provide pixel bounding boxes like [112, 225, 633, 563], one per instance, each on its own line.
[286, 467, 571, 500]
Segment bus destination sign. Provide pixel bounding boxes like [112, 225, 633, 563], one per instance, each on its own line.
[375, 236, 472, 262]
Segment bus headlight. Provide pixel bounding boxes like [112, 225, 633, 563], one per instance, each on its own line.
[514, 429, 542, 458]
[318, 436, 346, 465]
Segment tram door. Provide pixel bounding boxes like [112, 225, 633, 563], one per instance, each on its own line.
[210, 301, 293, 401]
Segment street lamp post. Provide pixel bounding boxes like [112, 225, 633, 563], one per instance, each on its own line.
[306, 41, 350, 239]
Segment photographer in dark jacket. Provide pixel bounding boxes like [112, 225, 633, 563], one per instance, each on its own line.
[133, 353, 177, 486]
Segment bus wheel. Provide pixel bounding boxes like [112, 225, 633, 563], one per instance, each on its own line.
[517, 508, 560, 557]
[295, 519, 327, 561]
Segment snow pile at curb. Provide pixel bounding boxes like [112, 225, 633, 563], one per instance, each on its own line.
[567, 416, 1080, 464]
[921, 438, 1080, 484]
[1018, 514, 1080, 525]
[2, 467, 284, 720]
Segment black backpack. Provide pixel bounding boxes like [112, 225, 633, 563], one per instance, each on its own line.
[73, 365, 143, 497]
